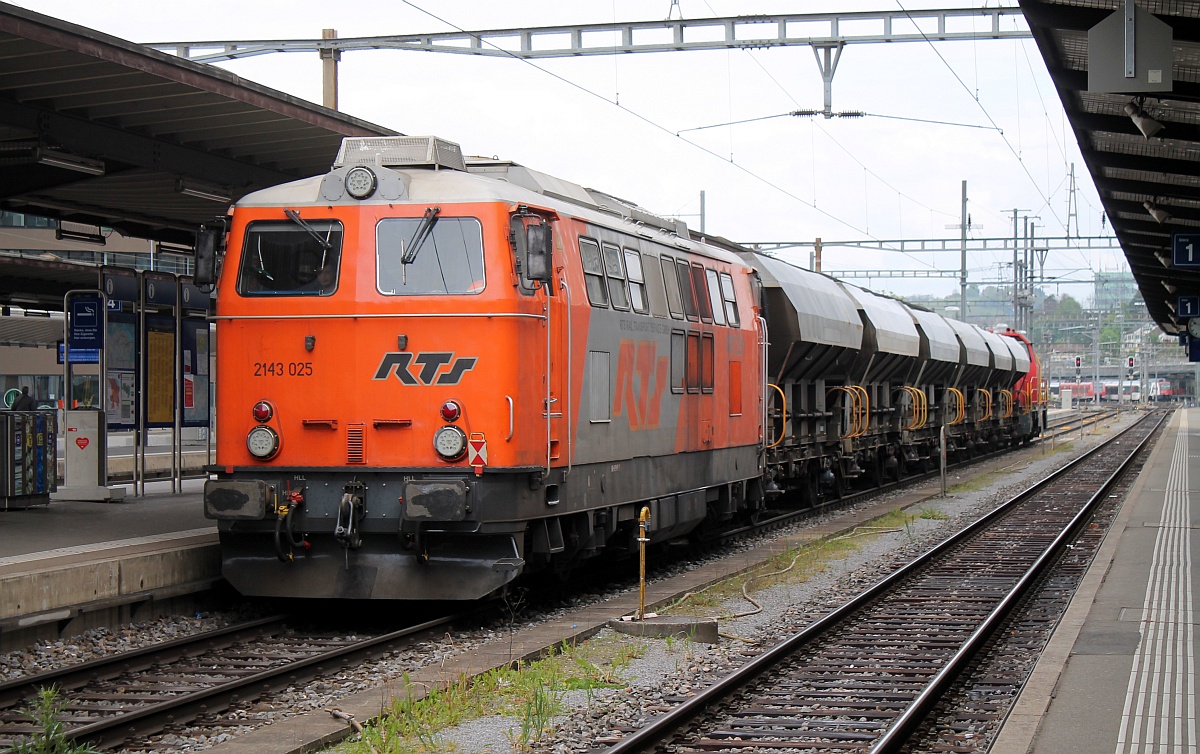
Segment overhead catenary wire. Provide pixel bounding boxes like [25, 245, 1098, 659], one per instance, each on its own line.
[894, 0, 1067, 233]
[399, 0, 877, 239]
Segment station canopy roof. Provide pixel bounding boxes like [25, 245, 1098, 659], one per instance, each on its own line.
[0, 1, 396, 248]
[1020, 0, 1200, 335]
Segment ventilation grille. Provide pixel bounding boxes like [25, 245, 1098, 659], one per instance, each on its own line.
[334, 136, 466, 172]
[347, 423, 365, 464]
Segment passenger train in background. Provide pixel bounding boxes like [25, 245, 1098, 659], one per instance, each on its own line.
[197, 136, 1047, 601]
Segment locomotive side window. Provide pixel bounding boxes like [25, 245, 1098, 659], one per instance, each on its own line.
[589, 351, 611, 422]
[237, 220, 343, 297]
[579, 237, 609, 307]
[661, 256, 684, 319]
[670, 330, 686, 393]
[686, 332, 701, 393]
[376, 217, 485, 295]
[728, 360, 743, 415]
[602, 242, 630, 310]
[701, 333, 715, 392]
[719, 272, 740, 327]
[624, 248, 649, 314]
[704, 269, 726, 326]
[691, 264, 714, 323]
[675, 260, 698, 321]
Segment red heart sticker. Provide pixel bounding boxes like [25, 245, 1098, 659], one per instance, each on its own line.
[75, 437, 90, 450]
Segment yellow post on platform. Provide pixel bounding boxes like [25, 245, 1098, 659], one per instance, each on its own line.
[637, 506, 651, 620]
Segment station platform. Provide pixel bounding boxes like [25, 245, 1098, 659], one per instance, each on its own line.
[994, 407, 1197, 754]
[0, 480, 217, 644]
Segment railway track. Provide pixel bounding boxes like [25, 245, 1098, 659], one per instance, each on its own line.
[1044, 406, 1121, 439]
[0, 611, 471, 751]
[602, 410, 1165, 754]
[0, 412, 1143, 753]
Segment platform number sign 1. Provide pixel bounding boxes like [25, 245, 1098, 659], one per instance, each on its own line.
[1172, 234, 1200, 268]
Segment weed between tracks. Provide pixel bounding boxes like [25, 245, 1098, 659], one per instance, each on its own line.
[664, 506, 950, 618]
[339, 636, 645, 754]
[9, 686, 100, 754]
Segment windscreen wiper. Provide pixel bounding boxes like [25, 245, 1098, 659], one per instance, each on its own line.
[401, 206, 441, 265]
[284, 209, 332, 252]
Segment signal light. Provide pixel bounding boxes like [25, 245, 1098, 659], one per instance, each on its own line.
[440, 400, 461, 422]
[1074, 356, 1082, 368]
[1128, 356, 1135, 368]
[252, 400, 273, 422]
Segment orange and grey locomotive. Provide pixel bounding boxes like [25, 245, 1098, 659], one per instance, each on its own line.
[198, 136, 1045, 600]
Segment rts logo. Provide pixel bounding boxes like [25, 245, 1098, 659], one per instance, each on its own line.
[373, 352, 477, 386]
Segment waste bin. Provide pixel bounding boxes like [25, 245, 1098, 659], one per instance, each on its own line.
[0, 410, 57, 510]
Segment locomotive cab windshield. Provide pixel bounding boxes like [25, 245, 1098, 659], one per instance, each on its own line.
[237, 217, 343, 296]
[377, 214, 486, 295]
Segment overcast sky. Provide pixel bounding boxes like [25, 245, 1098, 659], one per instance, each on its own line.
[15, 0, 1129, 306]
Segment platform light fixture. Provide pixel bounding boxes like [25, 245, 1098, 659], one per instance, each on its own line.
[176, 178, 231, 204]
[36, 148, 105, 176]
[1162, 281, 1177, 294]
[1144, 200, 1171, 224]
[1124, 98, 1164, 139]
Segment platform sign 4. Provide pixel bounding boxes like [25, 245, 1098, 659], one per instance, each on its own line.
[1172, 234, 1200, 268]
[1179, 296, 1200, 319]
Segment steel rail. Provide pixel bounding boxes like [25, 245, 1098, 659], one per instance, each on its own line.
[60, 611, 473, 750]
[1, 610, 476, 751]
[867, 411, 1164, 753]
[0, 616, 287, 709]
[603, 411, 1164, 753]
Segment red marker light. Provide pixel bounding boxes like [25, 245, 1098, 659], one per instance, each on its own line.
[252, 401, 273, 423]
[440, 400, 461, 422]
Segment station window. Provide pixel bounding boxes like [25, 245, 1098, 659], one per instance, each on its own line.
[719, 272, 740, 327]
[705, 269, 726, 326]
[377, 217, 485, 295]
[661, 256, 684, 319]
[675, 260, 698, 321]
[602, 242, 630, 310]
[579, 237, 609, 307]
[670, 330, 686, 394]
[624, 248, 649, 314]
[237, 219, 343, 297]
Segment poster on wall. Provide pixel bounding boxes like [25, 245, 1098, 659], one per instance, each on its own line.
[145, 321, 175, 428]
[182, 319, 211, 427]
[105, 311, 137, 428]
[106, 372, 135, 423]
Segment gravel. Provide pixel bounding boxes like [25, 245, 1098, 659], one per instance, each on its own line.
[0, 414, 1132, 754]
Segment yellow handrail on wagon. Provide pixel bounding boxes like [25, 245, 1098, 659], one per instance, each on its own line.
[766, 383, 787, 449]
[898, 386, 927, 430]
[999, 389, 1013, 419]
[977, 389, 993, 421]
[853, 385, 870, 437]
[826, 385, 870, 438]
[946, 387, 966, 425]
